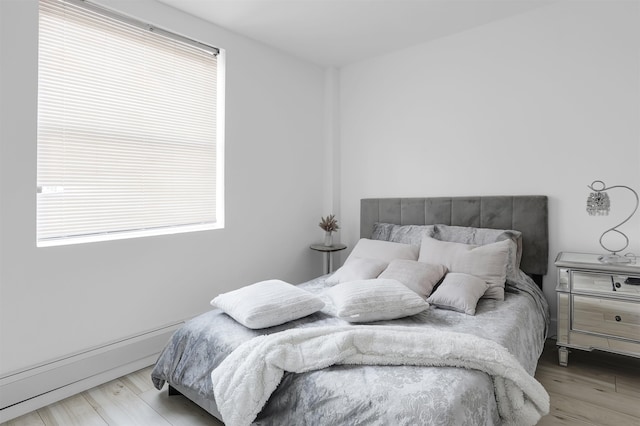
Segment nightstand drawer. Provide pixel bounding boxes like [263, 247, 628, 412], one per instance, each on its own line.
[572, 271, 640, 299]
[573, 295, 640, 340]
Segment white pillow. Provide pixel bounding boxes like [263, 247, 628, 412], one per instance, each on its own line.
[323, 278, 429, 322]
[431, 224, 522, 281]
[211, 280, 325, 329]
[378, 259, 447, 298]
[345, 238, 419, 264]
[418, 237, 510, 300]
[325, 258, 388, 286]
[427, 273, 488, 315]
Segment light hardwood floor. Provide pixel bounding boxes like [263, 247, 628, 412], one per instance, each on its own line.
[535, 339, 640, 425]
[1, 367, 222, 426]
[3, 339, 639, 426]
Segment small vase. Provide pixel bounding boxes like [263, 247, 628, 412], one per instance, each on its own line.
[324, 231, 333, 246]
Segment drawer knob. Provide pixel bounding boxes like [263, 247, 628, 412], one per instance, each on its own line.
[615, 315, 622, 322]
[615, 282, 621, 288]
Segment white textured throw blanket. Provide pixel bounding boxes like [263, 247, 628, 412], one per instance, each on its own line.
[211, 325, 549, 426]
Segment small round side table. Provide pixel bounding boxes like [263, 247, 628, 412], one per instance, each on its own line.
[310, 243, 347, 274]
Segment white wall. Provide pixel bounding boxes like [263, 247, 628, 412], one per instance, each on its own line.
[2, 0, 638, 381]
[0, 0, 326, 375]
[339, 0, 640, 325]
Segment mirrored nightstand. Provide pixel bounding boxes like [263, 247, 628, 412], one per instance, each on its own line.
[555, 252, 640, 366]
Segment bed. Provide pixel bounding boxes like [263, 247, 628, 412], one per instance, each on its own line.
[151, 196, 550, 425]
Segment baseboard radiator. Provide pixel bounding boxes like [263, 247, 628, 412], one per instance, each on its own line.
[0, 322, 183, 423]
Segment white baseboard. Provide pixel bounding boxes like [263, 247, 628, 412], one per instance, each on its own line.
[0, 322, 183, 423]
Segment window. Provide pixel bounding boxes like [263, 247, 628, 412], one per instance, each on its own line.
[37, 0, 224, 247]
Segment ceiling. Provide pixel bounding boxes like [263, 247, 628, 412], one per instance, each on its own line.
[157, 0, 557, 67]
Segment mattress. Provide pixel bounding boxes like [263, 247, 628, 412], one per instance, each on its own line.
[151, 269, 548, 425]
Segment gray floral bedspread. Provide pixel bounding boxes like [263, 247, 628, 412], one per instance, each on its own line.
[152, 271, 549, 425]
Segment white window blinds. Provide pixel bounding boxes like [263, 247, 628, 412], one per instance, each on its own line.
[37, 0, 223, 246]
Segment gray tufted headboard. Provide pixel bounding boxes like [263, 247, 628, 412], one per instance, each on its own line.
[361, 196, 548, 285]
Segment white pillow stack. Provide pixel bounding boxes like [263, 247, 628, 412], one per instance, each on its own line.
[213, 228, 519, 329]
